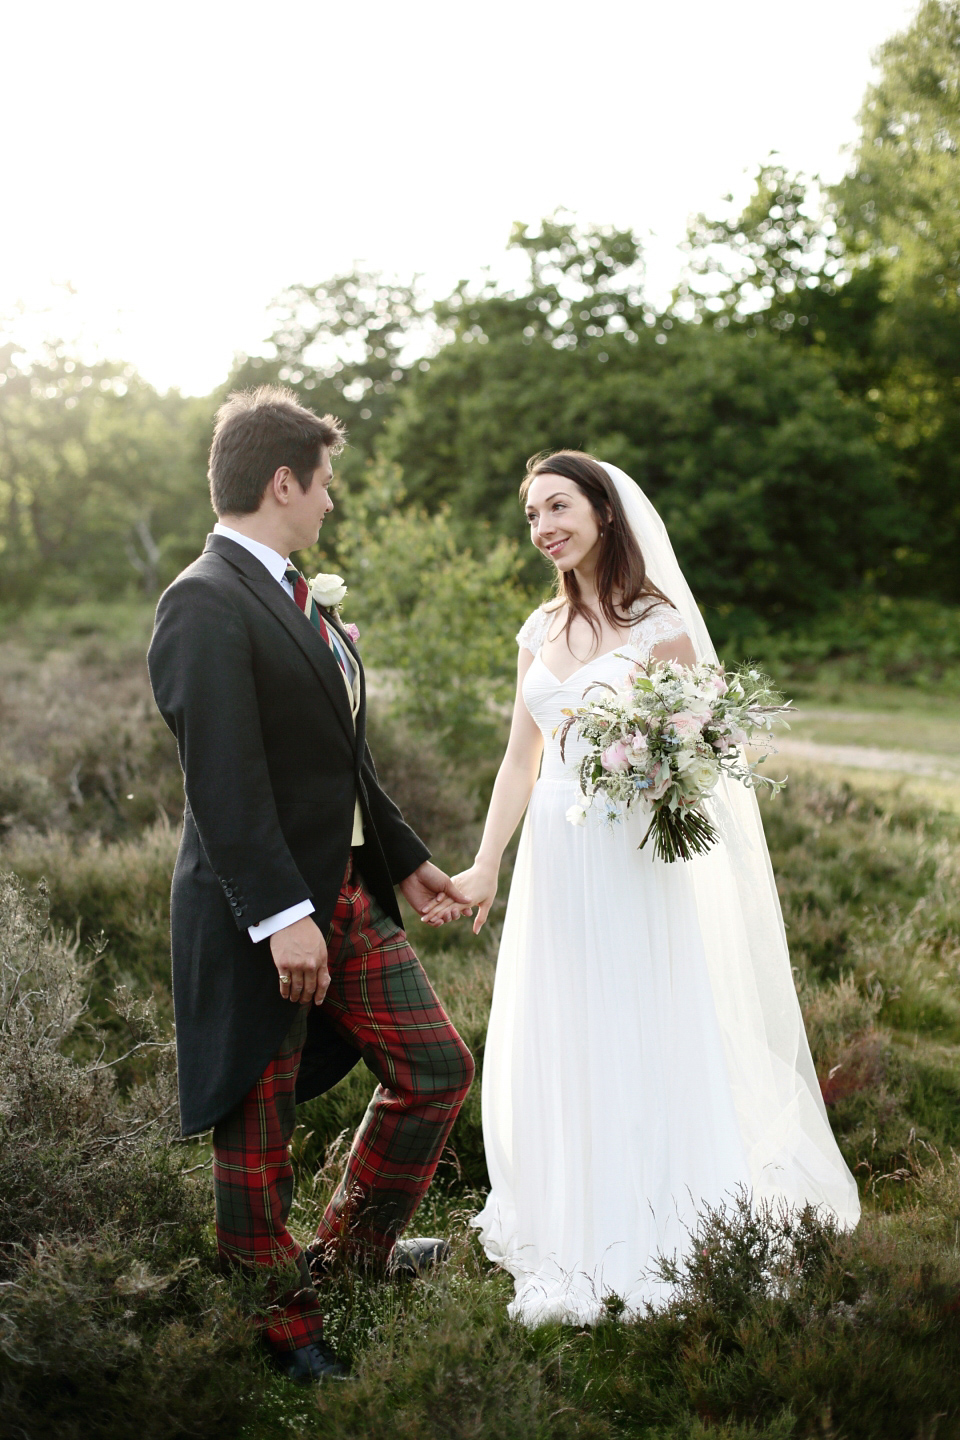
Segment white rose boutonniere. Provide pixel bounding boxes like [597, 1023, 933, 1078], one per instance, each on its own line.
[308, 572, 348, 612]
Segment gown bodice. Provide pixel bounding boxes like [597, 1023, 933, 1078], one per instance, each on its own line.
[518, 603, 689, 782]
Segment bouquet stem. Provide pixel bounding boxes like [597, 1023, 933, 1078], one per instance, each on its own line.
[639, 806, 717, 863]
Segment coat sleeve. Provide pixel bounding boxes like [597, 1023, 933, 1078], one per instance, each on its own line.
[147, 574, 312, 930]
[360, 743, 431, 884]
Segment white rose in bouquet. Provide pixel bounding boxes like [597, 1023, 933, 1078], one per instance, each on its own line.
[674, 750, 721, 796]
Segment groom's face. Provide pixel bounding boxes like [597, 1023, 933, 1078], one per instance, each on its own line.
[286, 445, 334, 549]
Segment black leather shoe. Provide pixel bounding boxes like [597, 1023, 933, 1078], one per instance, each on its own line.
[387, 1236, 451, 1279]
[275, 1339, 348, 1384]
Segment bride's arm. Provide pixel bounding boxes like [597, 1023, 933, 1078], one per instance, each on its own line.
[422, 649, 543, 934]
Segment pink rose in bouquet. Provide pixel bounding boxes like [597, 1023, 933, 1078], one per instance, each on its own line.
[644, 760, 673, 801]
[667, 710, 703, 740]
[601, 740, 631, 773]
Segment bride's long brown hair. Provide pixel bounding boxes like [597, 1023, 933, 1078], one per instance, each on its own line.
[520, 450, 675, 646]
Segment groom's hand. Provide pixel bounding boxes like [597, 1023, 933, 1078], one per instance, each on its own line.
[269, 916, 330, 1006]
[399, 861, 473, 927]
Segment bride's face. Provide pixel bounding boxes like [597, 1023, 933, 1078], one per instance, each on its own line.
[524, 473, 601, 572]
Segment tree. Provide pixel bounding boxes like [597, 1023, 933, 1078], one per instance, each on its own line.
[829, 0, 960, 598]
[0, 345, 211, 606]
[384, 297, 899, 631]
[227, 271, 429, 485]
[672, 6, 960, 601]
[332, 463, 533, 756]
[384, 215, 659, 535]
[673, 163, 891, 398]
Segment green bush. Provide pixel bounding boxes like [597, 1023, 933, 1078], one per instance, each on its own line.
[723, 594, 960, 690]
[568, 1195, 960, 1440]
[0, 872, 262, 1440]
[0, 603, 183, 841]
[324, 463, 536, 758]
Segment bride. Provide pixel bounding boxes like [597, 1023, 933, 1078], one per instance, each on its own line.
[426, 450, 860, 1326]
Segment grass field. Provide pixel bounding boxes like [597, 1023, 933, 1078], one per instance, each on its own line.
[2, 604, 960, 1438]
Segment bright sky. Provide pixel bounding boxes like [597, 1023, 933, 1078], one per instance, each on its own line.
[2, 0, 918, 395]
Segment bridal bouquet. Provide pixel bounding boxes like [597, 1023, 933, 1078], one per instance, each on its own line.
[558, 659, 791, 862]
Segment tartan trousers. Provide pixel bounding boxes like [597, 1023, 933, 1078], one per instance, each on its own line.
[211, 858, 474, 1353]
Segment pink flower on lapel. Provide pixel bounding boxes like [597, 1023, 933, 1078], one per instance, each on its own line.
[343, 623, 360, 645]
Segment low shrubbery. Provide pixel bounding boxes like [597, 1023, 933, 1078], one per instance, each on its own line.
[4, 759, 960, 1437]
[3, 609, 960, 1436]
[725, 593, 960, 693]
[0, 873, 259, 1439]
[0, 603, 181, 842]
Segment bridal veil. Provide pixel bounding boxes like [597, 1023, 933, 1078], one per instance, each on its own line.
[599, 463, 860, 1226]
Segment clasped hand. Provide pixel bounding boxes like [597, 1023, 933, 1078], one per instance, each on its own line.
[420, 862, 497, 935]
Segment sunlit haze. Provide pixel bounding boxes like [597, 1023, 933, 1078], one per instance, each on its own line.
[3, 0, 918, 395]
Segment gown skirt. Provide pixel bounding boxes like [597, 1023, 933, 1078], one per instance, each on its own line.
[472, 611, 859, 1327]
[472, 737, 753, 1324]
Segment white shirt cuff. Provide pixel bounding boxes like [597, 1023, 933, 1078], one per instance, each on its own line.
[248, 899, 315, 943]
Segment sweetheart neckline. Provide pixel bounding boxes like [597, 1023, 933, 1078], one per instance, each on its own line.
[532, 645, 639, 688]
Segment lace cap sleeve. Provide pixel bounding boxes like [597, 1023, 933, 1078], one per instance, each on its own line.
[629, 600, 689, 655]
[516, 607, 551, 657]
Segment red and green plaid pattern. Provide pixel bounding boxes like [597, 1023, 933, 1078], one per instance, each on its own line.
[313, 859, 475, 1259]
[285, 564, 341, 660]
[211, 858, 474, 1352]
[212, 1006, 324, 1352]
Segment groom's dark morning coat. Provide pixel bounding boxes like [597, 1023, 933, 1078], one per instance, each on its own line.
[147, 532, 430, 1136]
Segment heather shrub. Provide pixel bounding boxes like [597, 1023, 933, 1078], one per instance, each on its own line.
[364, 707, 480, 866]
[0, 872, 263, 1440]
[0, 608, 182, 841]
[566, 1195, 960, 1440]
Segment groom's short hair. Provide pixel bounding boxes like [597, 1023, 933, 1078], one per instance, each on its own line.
[208, 386, 346, 515]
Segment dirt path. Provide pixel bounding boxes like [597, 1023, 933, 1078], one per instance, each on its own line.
[773, 737, 960, 779]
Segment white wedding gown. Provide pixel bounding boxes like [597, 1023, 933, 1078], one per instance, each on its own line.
[472, 602, 859, 1326]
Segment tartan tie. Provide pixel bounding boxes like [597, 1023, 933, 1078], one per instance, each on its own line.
[285, 564, 346, 677]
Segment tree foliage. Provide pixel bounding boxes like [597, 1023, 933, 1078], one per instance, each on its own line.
[0, 345, 212, 606]
[4, 7, 960, 625]
[384, 306, 898, 628]
[832, 0, 960, 597]
[673, 3, 960, 601]
[333, 463, 533, 756]
[226, 271, 428, 483]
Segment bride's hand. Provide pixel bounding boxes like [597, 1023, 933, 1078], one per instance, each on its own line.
[421, 862, 498, 935]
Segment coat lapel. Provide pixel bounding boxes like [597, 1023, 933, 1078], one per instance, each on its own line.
[204, 533, 357, 749]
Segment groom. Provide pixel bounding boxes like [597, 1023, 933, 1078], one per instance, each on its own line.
[147, 386, 474, 1383]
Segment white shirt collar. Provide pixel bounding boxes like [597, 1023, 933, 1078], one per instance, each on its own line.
[213, 523, 289, 585]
